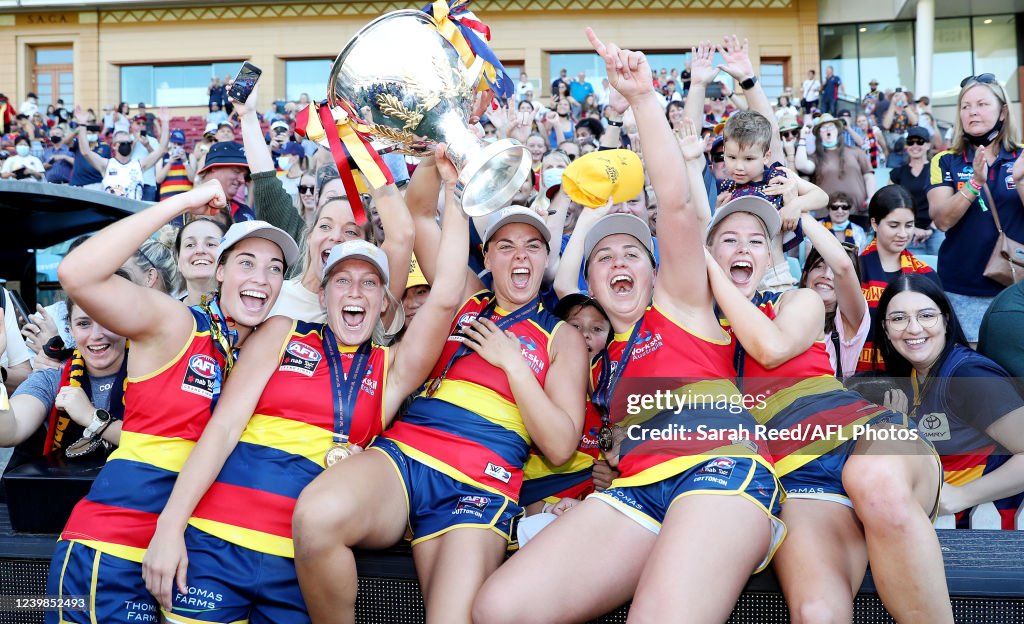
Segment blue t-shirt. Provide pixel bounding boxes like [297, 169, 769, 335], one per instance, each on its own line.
[822, 75, 842, 100]
[69, 139, 110, 187]
[569, 80, 594, 104]
[12, 367, 117, 416]
[929, 146, 1024, 296]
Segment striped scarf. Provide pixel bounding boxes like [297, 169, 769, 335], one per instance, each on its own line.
[42, 348, 128, 460]
[821, 219, 856, 245]
[861, 240, 932, 273]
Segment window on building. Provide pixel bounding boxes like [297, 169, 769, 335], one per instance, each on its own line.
[857, 22, 914, 99]
[548, 51, 728, 102]
[121, 62, 242, 107]
[819, 24, 859, 101]
[932, 18, 973, 107]
[285, 59, 332, 103]
[972, 15, 1018, 102]
[759, 61, 787, 101]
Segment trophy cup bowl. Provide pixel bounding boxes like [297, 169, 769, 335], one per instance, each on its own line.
[328, 10, 532, 217]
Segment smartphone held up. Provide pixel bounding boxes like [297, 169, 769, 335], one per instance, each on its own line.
[228, 62, 262, 104]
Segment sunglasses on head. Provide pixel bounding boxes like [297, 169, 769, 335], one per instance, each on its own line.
[831, 203, 850, 211]
[299, 184, 315, 194]
[961, 73, 996, 88]
[905, 137, 927, 146]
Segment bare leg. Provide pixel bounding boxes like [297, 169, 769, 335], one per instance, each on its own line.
[843, 433, 953, 623]
[773, 499, 867, 624]
[472, 498, 655, 624]
[412, 529, 507, 624]
[293, 451, 409, 624]
[626, 494, 772, 624]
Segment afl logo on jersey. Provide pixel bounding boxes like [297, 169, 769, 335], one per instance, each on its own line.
[182, 354, 220, 399]
[280, 340, 322, 377]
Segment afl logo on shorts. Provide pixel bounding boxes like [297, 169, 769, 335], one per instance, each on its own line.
[182, 354, 220, 399]
[454, 495, 490, 517]
[280, 341, 322, 377]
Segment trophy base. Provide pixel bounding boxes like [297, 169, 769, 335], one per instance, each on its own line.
[453, 139, 533, 218]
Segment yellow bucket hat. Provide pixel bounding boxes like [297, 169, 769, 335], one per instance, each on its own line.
[561, 149, 644, 208]
[406, 254, 428, 290]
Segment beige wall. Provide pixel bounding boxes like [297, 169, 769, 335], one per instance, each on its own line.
[0, 0, 819, 115]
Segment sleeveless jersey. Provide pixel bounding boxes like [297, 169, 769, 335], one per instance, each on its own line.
[61, 308, 225, 562]
[102, 158, 144, 200]
[384, 292, 562, 501]
[521, 397, 602, 506]
[734, 291, 893, 476]
[189, 321, 388, 558]
[598, 304, 772, 489]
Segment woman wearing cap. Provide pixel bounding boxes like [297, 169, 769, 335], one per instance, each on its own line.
[702, 181, 951, 621]
[293, 150, 588, 622]
[927, 74, 1024, 344]
[474, 30, 783, 624]
[142, 149, 473, 623]
[891, 126, 939, 255]
[46, 181, 298, 624]
[796, 113, 875, 223]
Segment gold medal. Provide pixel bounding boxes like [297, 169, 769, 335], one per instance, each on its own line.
[324, 443, 353, 467]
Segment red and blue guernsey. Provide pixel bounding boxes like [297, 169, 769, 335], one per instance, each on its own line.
[598, 303, 773, 488]
[60, 307, 227, 562]
[158, 157, 193, 200]
[383, 291, 563, 502]
[189, 321, 388, 557]
[731, 291, 897, 476]
[521, 398, 603, 506]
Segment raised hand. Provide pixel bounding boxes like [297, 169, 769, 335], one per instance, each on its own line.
[73, 105, 89, 125]
[688, 41, 719, 87]
[434, 143, 459, 187]
[585, 27, 653, 101]
[184, 179, 228, 217]
[716, 35, 754, 82]
[676, 117, 705, 162]
[607, 85, 629, 116]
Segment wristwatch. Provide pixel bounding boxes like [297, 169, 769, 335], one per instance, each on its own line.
[739, 76, 758, 90]
[82, 409, 112, 439]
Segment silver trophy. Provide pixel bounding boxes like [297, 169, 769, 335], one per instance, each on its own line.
[328, 9, 532, 217]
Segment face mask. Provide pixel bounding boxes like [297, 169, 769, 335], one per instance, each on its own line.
[86, 134, 98, 143]
[277, 156, 292, 170]
[543, 167, 565, 189]
[117, 142, 133, 157]
[821, 138, 838, 149]
[51, 136, 62, 144]
[15, 145, 29, 157]
[967, 118, 1004, 147]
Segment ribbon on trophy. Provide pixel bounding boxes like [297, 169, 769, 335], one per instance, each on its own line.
[423, 1, 514, 100]
[294, 99, 395, 225]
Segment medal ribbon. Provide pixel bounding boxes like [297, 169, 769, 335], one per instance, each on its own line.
[200, 295, 239, 379]
[423, 1, 514, 98]
[322, 325, 374, 446]
[592, 321, 643, 428]
[429, 295, 540, 391]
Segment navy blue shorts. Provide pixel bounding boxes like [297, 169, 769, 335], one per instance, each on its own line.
[371, 438, 523, 547]
[46, 540, 157, 624]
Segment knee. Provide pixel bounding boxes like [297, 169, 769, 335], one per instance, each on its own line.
[293, 485, 358, 553]
[843, 456, 919, 531]
[790, 598, 850, 624]
[471, 582, 521, 624]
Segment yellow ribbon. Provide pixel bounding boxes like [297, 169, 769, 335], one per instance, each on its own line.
[430, 1, 495, 93]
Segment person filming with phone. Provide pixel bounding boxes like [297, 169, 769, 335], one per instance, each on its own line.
[156, 129, 196, 201]
[75, 106, 170, 201]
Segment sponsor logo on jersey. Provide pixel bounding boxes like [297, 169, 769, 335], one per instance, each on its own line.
[280, 340, 322, 376]
[918, 412, 951, 442]
[697, 457, 736, 479]
[182, 354, 220, 399]
[454, 494, 491, 517]
[484, 462, 512, 484]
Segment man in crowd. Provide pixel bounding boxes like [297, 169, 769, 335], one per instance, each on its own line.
[215, 120, 235, 143]
[821, 65, 843, 115]
[195, 141, 252, 222]
[65, 117, 110, 191]
[75, 108, 169, 200]
[41, 125, 74, 184]
[551, 67, 569, 97]
[801, 69, 820, 114]
[129, 113, 163, 200]
[156, 129, 195, 200]
[569, 71, 594, 104]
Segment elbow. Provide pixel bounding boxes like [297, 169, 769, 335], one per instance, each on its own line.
[57, 256, 88, 294]
[544, 438, 577, 467]
[752, 343, 793, 371]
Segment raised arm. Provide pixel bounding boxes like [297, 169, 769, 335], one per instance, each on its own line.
[57, 182, 226, 346]
[234, 83, 274, 175]
[678, 117, 713, 231]
[142, 315, 292, 610]
[716, 35, 784, 164]
[371, 183, 415, 310]
[587, 27, 708, 311]
[795, 125, 816, 175]
[799, 213, 866, 335]
[385, 150, 469, 409]
[139, 108, 171, 170]
[74, 125, 108, 173]
[705, 248, 825, 369]
[554, 202, 610, 299]
[684, 42, 718, 133]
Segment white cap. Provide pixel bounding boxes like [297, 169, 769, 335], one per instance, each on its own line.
[270, 119, 289, 131]
[216, 220, 300, 267]
[583, 213, 654, 276]
[204, 122, 218, 135]
[705, 196, 782, 243]
[481, 206, 550, 248]
[321, 240, 389, 286]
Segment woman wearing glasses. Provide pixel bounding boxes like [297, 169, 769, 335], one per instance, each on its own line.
[295, 172, 316, 226]
[857, 185, 941, 372]
[820, 192, 868, 252]
[890, 126, 941, 256]
[875, 274, 1024, 530]
[927, 73, 1024, 344]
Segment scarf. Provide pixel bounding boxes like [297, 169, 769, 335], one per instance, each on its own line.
[861, 240, 932, 273]
[200, 295, 239, 377]
[821, 219, 855, 245]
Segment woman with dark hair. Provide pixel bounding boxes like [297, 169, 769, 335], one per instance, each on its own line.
[665, 100, 687, 135]
[795, 114, 875, 225]
[890, 126, 939, 255]
[857, 185, 941, 372]
[875, 274, 1024, 529]
[540, 97, 577, 149]
[174, 218, 229, 306]
[798, 214, 867, 379]
[927, 74, 1024, 343]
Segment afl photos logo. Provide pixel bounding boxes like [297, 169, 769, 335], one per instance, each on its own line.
[182, 354, 221, 399]
[280, 341, 322, 377]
